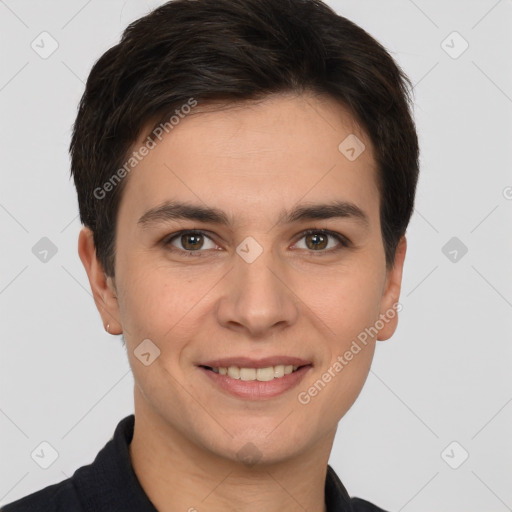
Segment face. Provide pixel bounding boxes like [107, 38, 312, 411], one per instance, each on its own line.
[79, 93, 406, 466]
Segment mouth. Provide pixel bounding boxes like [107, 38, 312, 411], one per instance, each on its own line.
[197, 359, 313, 400]
[196, 356, 313, 399]
[199, 363, 311, 382]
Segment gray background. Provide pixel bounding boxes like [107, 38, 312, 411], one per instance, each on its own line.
[1, 0, 511, 510]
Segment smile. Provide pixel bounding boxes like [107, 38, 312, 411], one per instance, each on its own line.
[199, 364, 313, 399]
[202, 364, 303, 381]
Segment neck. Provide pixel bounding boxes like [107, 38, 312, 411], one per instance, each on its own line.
[129, 385, 333, 512]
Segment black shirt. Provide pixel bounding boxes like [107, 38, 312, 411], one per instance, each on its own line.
[1, 415, 388, 512]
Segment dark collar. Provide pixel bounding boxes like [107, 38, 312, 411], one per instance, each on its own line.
[72, 414, 354, 511]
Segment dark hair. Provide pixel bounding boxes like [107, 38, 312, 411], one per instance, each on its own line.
[70, 0, 419, 277]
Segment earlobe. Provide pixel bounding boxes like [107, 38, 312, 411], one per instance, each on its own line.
[376, 236, 407, 341]
[78, 227, 122, 334]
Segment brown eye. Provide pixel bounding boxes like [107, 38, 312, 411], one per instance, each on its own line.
[165, 230, 217, 255]
[305, 232, 329, 250]
[294, 229, 349, 254]
[179, 233, 204, 250]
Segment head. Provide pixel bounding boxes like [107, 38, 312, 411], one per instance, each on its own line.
[74, 0, 418, 465]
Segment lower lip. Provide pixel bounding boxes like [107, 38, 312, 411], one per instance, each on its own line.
[199, 365, 312, 400]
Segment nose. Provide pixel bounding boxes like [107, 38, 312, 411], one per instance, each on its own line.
[215, 242, 300, 338]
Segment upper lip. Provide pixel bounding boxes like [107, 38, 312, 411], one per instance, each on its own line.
[199, 356, 313, 369]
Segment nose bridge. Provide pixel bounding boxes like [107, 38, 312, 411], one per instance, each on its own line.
[238, 239, 280, 294]
[216, 234, 299, 335]
[236, 235, 284, 309]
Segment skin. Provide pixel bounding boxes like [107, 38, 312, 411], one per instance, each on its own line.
[78, 92, 406, 512]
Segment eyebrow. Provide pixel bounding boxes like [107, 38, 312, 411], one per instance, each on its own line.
[137, 199, 370, 230]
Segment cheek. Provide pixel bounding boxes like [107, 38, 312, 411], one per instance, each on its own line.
[317, 268, 383, 339]
[117, 258, 219, 361]
[299, 287, 379, 425]
[116, 260, 182, 339]
[318, 269, 383, 408]
[118, 269, 193, 396]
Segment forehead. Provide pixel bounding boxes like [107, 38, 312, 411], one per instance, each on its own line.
[118, 93, 379, 227]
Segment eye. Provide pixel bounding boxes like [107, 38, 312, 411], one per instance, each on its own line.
[164, 230, 218, 256]
[293, 229, 350, 254]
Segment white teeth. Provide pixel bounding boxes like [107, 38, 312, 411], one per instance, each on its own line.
[256, 367, 274, 381]
[209, 364, 302, 381]
[274, 365, 285, 378]
[240, 368, 256, 381]
[227, 366, 240, 379]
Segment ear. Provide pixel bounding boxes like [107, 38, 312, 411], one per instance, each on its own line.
[77, 226, 122, 334]
[376, 235, 407, 341]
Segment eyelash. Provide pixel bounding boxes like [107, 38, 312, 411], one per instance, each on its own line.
[162, 228, 351, 257]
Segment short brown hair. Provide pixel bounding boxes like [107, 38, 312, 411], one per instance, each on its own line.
[70, 0, 419, 277]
